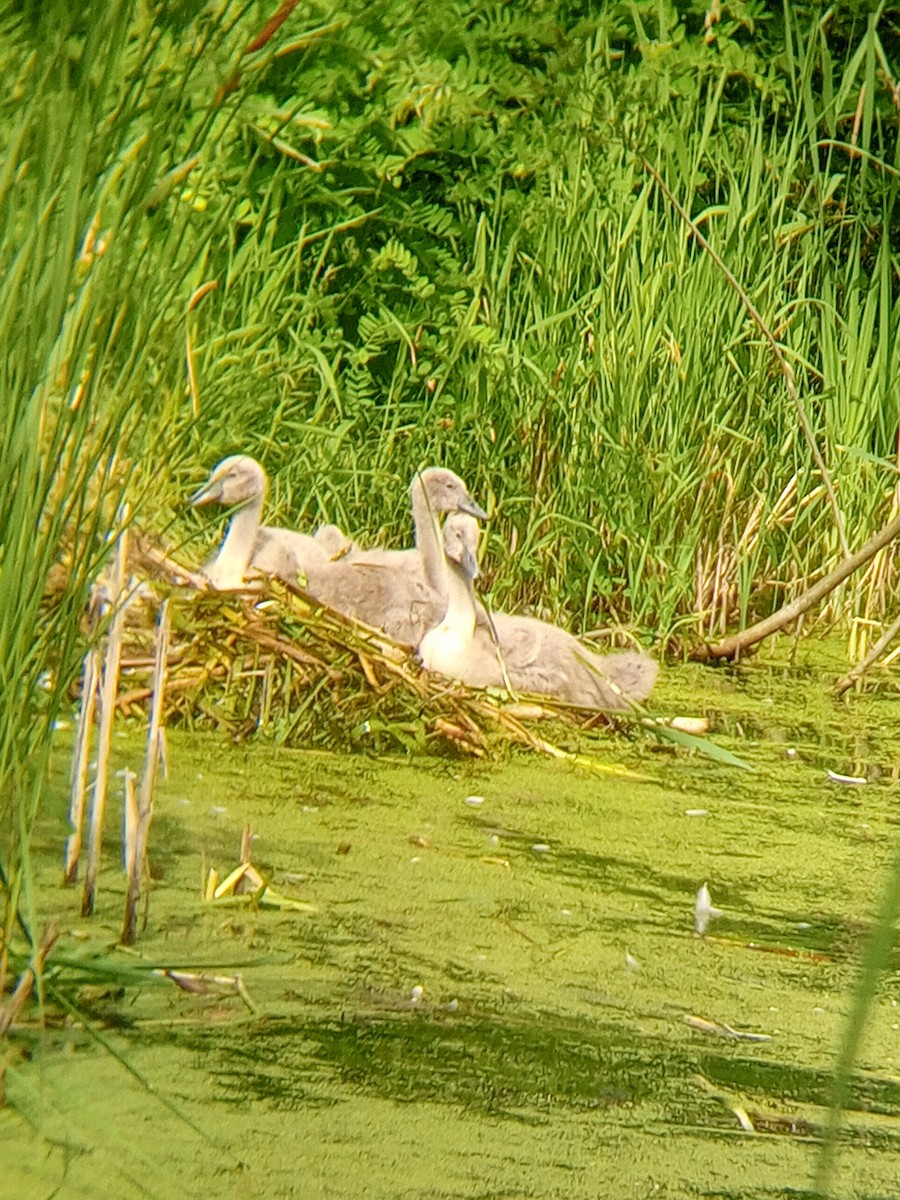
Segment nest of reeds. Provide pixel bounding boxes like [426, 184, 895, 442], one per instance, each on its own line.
[111, 540, 619, 760]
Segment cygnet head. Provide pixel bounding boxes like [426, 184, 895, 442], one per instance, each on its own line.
[413, 467, 488, 520]
[442, 513, 481, 581]
[190, 455, 267, 508]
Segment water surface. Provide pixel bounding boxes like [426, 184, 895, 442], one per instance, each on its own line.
[5, 647, 900, 1198]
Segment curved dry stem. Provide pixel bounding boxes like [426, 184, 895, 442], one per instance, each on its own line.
[694, 510, 900, 661]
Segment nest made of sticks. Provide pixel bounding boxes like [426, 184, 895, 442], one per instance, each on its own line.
[109, 548, 622, 760]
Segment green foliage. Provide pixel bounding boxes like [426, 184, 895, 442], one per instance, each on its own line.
[3, 0, 900, 802]
[3, 4, 899, 794]
[0, 0, 261, 939]
[155, 0, 900, 637]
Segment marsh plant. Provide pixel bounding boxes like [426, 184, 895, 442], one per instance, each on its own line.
[2, 3, 900, 1194]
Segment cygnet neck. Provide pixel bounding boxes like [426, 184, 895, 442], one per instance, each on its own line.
[207, 492, 263, 587]
[441, 558, 477, 639]
[410, 475, 446, 594]
[419, 556, 478, 672]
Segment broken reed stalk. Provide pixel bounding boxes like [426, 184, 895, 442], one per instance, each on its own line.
[120, 767, 138, 877]
[81, 525, 129, 917]
[63, 647, 100, 883]
[642, 157, 850, 561]
[122, 598, 170, 945]
[694, 509, 900, 661]
[0, 923, 59, 1038]
[834, 608, 900, 696]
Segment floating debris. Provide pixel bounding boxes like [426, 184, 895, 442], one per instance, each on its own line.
[732, 1105, 756, 1133]
[694, 881, 723, 935]
[464, 795, 485, 807]
[669, 716, 710, 735]
[684, 808, 708, 817]
[826, 769, 867, 786]
[204, 835, 317, 914]
[684, 1014, 773, 1042]
[532, 843, 550, 854]
[155, 968, 256, 1012]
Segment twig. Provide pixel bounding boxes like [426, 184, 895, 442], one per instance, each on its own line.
[835, 609, 900, 696]
[642, 157, 850, 560]
[693, 510, 900, 661]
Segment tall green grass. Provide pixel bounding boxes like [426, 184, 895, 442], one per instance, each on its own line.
[160, 1, 900, 642]
[0, 0, 263, 958]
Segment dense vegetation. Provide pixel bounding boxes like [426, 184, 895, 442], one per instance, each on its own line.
[1, 0, 898, 877]
[1, 1, 898, 776]
[170, 0, 900, 632]
[3, 4, 900, 1187]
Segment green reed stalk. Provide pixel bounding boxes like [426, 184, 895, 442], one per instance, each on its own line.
[0, 0, 257, 951]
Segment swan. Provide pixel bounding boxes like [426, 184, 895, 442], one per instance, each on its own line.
[300, 468, 487, 646]
[190, 455, 345, 588]
[341, 470, 480, 588]
[420, 514, 658, 709]
[313, 524, 356, 559]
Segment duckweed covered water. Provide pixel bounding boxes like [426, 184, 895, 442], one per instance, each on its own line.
[5, 645, 900, 1199]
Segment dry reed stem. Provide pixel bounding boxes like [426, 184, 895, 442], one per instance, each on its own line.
[122, 599, 170, 945]
[0, 924, 59, 1037]
[835, 609, 900, 696]
[82, 525, 129, 917]
[63, 647, 100, 883]
[120, 767, 138, 877]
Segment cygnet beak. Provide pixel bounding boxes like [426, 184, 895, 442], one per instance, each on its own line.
[460, 544, 480, 580]
[459, 495, 488, 521]
[189, 478, 223, 507]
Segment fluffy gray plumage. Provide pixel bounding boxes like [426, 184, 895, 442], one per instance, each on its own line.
[420, 514, 658, 709]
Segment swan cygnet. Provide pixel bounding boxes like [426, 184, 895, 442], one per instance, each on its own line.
[420, 515, 658, 710]
[342, 469, 484, 589]
[301, 468, 487, 647]
[190, 455, 338, 589]
[313, 523, 356, 559]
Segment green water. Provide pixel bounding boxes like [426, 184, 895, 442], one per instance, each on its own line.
[5, 647, 900, 1199]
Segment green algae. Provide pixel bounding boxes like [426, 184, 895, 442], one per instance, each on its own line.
[5, 647, 900, 1199]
